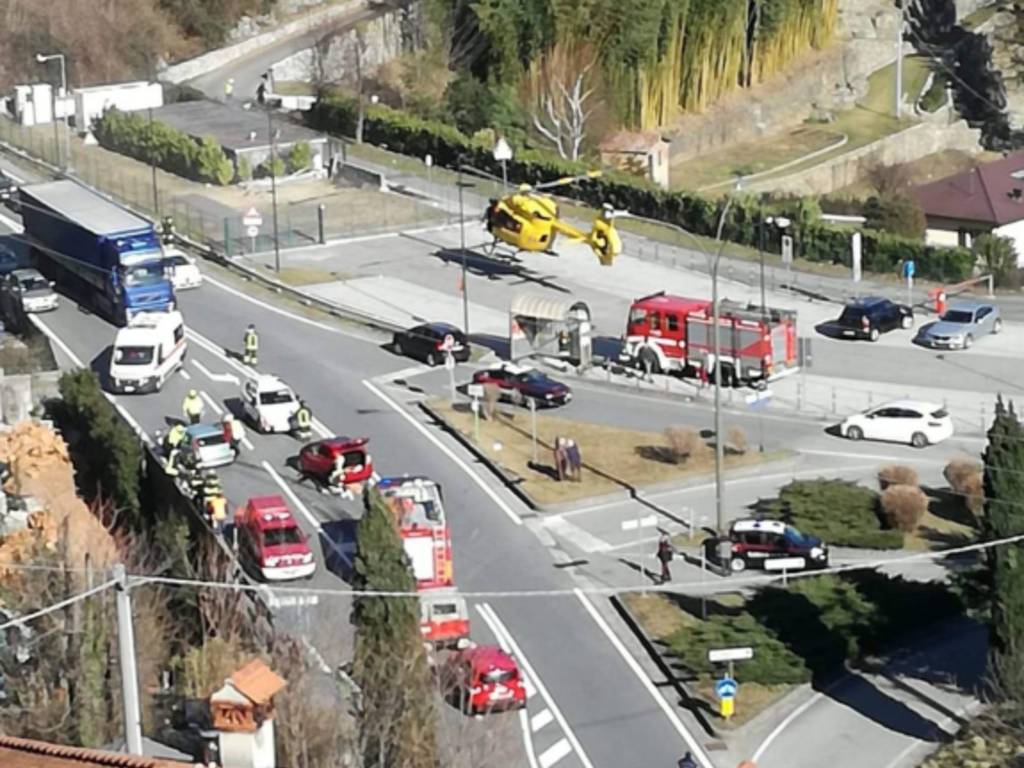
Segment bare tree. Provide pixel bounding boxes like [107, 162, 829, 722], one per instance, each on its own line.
[525, 44, 599, 161]
[352, 23, 370, 144]
[308, 32, 336, 100]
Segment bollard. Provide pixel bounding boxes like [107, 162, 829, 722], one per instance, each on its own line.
[317, 203, 326, 244]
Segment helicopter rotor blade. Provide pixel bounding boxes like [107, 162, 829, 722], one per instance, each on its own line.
[532, 170, 602, 192]
[457, 164, 505, 185]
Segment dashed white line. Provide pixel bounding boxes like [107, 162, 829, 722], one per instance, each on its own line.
[191, 358, 240, 385]
[363, 379, 523, 526]
[199, 390, 224, 416]
[179, 369, 191, 380]
[538, 739, 572, 768]
[530, 709, 554, 732]
[477, 603, 594, 768]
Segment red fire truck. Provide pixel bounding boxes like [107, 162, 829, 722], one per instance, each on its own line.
[619, 291, 798, 386]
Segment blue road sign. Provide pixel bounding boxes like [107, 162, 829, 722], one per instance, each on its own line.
[715, 677, 738, 699]
[903, 260, 916, 279]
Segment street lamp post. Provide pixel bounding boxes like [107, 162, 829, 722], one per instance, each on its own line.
[267, 107, 281, 273]
[36, 52, 70, 171]
[456, 164, 475, 333]
[147, 108, 159, 215]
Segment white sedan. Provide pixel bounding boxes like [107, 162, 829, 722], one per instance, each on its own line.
[242, 374, 301, 433]
[840, 400, 953, 448]
[165, 249, 203, 290]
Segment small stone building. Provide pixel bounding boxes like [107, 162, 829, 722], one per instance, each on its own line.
[599, 131, 671, 189]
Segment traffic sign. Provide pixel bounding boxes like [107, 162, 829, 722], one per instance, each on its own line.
[245, 225, 259, 238]
[903, 260, 916, 279]
[708, 647, 754, 663]
[715, 676, 738, 699]
[764, 556, 806, 571]
[242, 206, 263, 228]
[440, 333, 455, 352]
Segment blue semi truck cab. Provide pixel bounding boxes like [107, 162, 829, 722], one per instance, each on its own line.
[18, 180, 175, 325]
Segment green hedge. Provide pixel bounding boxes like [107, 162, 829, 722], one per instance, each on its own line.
[306, 96, 975, 282]
[94, 108, 235, 186]
[755, 479, 905, 549]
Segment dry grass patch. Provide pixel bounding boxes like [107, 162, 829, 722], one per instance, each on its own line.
[622, 593, 695, 637]
[268, 266, 347, 286]
[430, 399, 786, 505]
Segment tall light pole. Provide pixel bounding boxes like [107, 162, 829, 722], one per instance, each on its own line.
[147, 108, 159, 215]
[267, 106, 281, 273]
[456, 163, 474, 333]
[894, 1, 905, 118]
[36, 52, 70, 171]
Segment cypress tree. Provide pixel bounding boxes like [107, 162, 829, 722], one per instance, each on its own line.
[351, 489, 437, 768]
[981, 396, 1024, 702]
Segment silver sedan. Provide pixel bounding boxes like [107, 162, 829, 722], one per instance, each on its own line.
[916, 300, 1002, 350]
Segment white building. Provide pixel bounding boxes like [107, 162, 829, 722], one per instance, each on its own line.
[74, 81, 163, 133]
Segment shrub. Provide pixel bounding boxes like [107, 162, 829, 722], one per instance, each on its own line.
[236, 155, 252, 182]
[881, 485, 928, 532]
[878, 465, 919, 490]
[726, 425, 748, 454]
[195, 136, 234, 185]
[944, 459, 984, 517]
[258, 155, 286, 178]
[305, 96, 976, 282]
[288, 141, 312, 173]
[973, 233, 1021, 289]
[664, 426, 709, 464]
[863, 193, 926, 239]
[756, 479, 903, 549]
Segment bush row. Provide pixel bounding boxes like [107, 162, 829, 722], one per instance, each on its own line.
[306, 97, 975, 281]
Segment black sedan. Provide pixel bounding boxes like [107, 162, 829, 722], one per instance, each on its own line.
[834, 296, 913, 341]
[471, 363, 572, 407]
[392, 322, 470, 366]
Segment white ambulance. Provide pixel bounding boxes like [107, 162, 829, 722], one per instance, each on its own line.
[109, 310, 187, 394]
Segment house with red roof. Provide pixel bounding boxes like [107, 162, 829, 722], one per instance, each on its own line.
[913, 151, 1024, 265]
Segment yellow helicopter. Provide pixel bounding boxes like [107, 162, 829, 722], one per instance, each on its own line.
[483, 171, 623, 266]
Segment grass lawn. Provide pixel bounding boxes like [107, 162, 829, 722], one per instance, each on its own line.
[429, 399, 787, 506]
[266, 266, 347, 286]
[272, 80, 317, 96]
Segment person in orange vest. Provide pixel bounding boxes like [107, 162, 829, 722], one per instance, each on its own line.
[935, 290, 947, 316]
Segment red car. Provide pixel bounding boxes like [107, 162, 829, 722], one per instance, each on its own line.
[441, 644, 528, 715]
[235, 496, 315, 582]
[297, 436, 373, 490]
[471, 362, 572, 407]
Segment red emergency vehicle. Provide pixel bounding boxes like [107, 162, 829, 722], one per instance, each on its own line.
[235, 495, 316, 582]
[441, 643, 528, 715]
[379, 476, 453, 589]
[619, 291, 798, 386]
[419, 587, 470, 647]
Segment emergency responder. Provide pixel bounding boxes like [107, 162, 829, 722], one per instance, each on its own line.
[224, 78, 235, 100]
[291, 400, 312, 440]
[328, 452, 347, 489]
[164, 445, 181, 476]
[199, 470, 222, 510]
[187, 465, 205, 499]
[678, 753, 697, 768]
[163, 421, 186, 456]
[243, 324, 259, 366]
[206, 490, 227, 533]
[222, 413, 246, 457]
[183, 389, 204, 425]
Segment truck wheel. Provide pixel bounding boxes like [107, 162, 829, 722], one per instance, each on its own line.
[639, 348, 660, 375]
[729, 557, 747, 573]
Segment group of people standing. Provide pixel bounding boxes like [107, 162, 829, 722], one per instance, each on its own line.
[552, 437, 582, 482]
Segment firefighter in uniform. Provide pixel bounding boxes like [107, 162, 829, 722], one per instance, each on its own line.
[291, 400, 312, 440]
[183, 389, 204, 425]
[328, 452, 347, 489]
[163, 421, 186, 456]
[206, 490, 227, 533]
[164, 446, 181, 476]
[243, 324, 259, 366]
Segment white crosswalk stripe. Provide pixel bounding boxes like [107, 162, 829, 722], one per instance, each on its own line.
[530, 708, 554, 732]
[538, 739, 572, 768]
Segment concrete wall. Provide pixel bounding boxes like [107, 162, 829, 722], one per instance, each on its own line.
[159, 0, 366, 84]
[748, 118, 984, 196]
[994, 218, 1024, 266]
[925, 227, 961, 247]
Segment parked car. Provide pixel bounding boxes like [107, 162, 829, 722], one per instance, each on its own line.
[916, 300, 1002, 349]
[440, 644, 527, 715]
[833, 296, 913, 341]
[297, 436, 374, 489]
[4, 268, 57, 313]
[722, 518, 829, 573]
[164, 249, 203, 291]
[242, 374, 300, 433]
[839, 399, 953, 448]
[179, 424, 235, 470]
[471, 362, 572, 407]
[235, 496, 315, 582]
[392, 322, 470, 366]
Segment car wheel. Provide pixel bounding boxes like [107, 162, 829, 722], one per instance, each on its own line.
[910, 431, 929, 449]
[964, 334, 973, 349]
[993, 318, 1003, 335]
[729, 557, 747, 573]
[869, 328, 880, 342]
[426, 351, 437, 367]
[901, 315, 913, 329]
[846, 425, 863, 441]
[639, 348, 660, 375]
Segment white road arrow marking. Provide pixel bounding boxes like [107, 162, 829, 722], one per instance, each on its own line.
[192, 359, 240, 386]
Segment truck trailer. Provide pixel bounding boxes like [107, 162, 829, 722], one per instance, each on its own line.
[19, 180, 174, 325]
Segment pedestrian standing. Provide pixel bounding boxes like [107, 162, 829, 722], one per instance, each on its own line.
[222, 413, 245, 457]
[552, 437, 567, 481]
[224, 78, 235, 101]
[566, 438, 582, 482]
[182, 389, 204, 425]
[657, 533, 674, 584]
[243, 324, 259, 366]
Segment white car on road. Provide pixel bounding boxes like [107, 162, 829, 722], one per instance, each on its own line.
[164, 249, 203, 290]
[840, 400, 953, 448]
[242, 374, 301, 433]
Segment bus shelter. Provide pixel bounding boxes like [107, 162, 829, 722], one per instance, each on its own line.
[509, 294, 593, 368]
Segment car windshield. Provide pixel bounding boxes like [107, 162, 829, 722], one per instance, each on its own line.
[517, 371, 548, 384]
[784, 526, 812, 546]
[930, 408, 949, 419]
[264, 527, 304, 547]
[113, 346, 154, 365]
[940, 310, 973, 324]
[123, 263, 165, 286]
[838, 307, 866, 324]
[19, 277, 49, 292]
[167, 255, 189, 267]
[260, 389, 295, 405]
[432, 603, 459, 617]
[196, 433, 226, 448]
[481, 668, 516, 685]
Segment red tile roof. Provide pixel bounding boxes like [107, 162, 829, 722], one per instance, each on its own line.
[914, 150, 1024, 226]
[227, 659, 286, 706]
[0, 735, 193, 768]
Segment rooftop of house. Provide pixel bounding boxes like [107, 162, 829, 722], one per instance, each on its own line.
[0, 735, 196, 768]
[914, 149, 1024, 227]
[149, 100, 325, 153]
[217, 658, 286, 706]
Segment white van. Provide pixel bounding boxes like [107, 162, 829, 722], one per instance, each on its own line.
[109, 310, 187, 394]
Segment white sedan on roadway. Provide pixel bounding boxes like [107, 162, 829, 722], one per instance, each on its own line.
[839, 400, 954, 448]
[242, 374, 301, 433]
[164, 249, 203, 290]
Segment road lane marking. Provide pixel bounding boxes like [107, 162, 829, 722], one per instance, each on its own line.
[186, 329, 254, 379]
[199, 390, 224, 416]
[363, 378, 523, 526]
[477, 603, 594, 768]
[191, 359, 240, 385]
[179, 369, 191, 380]
[538, 739, 571, 768]
[541, 516, 611, 554]
[29, 314, 153, 447]
[204, 274, 343, 334]
[530, 709, 554, 732]
[311, 417, 332, 439]
[621, 515, 658, 531]
[751, 690, 822, 762]
[572, 588, 713, 767]
[0, 211, 23, 232]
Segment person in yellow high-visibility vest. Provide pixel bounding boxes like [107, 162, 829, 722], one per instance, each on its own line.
[182, 389, 204, 425]
[206, 492, 227, 533]
[291, 400, 312, 440]
[243, 324, 259, 365]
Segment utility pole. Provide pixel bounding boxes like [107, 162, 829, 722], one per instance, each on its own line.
[267, 105, 281, 273]
[456, 163, 474, 334]
[147, 108, 159, 215]
[894, 1, 904, 119]
[114, 564, 143, 756]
